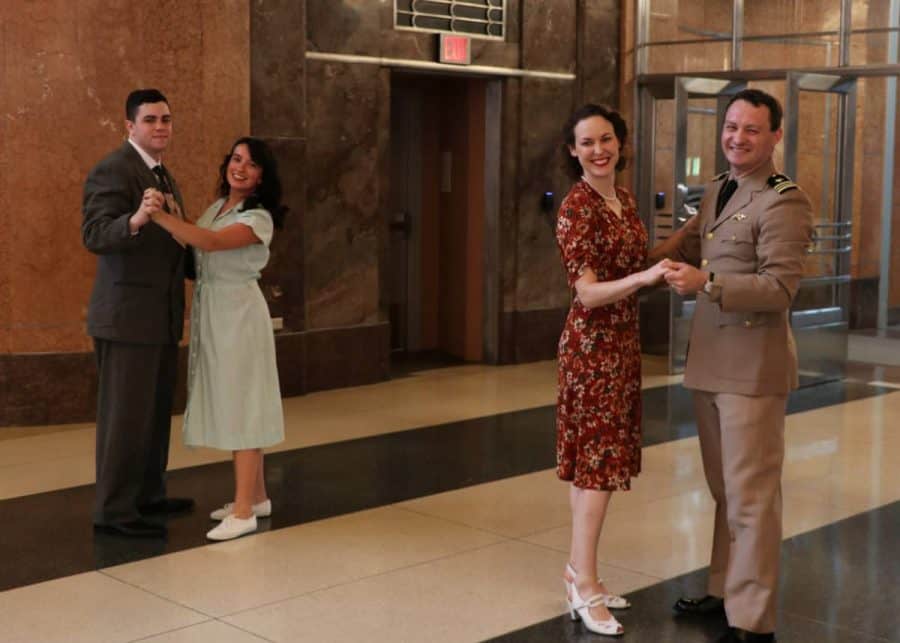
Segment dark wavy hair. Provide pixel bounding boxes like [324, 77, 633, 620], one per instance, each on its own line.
[561, 104, 628, 181]
[217, 137, 287, 228]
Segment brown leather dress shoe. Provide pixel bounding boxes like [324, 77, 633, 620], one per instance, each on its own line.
[673, 594, 725, 615]
[94, 518, 167, 538]
[139, 497, 195, 515]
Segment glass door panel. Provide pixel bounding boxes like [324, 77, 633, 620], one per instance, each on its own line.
[784, 72, 855, 384]
[668, 77, 745, 372]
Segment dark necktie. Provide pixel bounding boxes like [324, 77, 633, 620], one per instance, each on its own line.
[715, 178, 737, 218]
[152, 165, 172, 212]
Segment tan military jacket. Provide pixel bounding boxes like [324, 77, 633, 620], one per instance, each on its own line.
[670, 160, 814, 395]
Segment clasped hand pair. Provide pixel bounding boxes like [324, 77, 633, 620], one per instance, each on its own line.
[643, 259, 708, 295]
[132, 187, 166, 230]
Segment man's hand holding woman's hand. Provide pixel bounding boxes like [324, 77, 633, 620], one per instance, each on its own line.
[662, 261, 709, 295]
[639, 259, 672, 287]
[129, 188, 165, 234]
[142, 188, 165, 220]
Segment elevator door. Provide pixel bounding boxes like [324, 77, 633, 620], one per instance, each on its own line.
[389, 85, 424, 353]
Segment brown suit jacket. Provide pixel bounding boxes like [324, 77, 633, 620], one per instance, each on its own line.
[669, 160, 814, 396]
[82, 143, 187, 345]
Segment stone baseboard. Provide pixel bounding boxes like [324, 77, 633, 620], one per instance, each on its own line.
[499, 308, 567, 364]
[0, 322, 390, 428]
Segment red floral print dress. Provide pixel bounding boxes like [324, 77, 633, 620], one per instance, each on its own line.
[556, 181, 647, 491]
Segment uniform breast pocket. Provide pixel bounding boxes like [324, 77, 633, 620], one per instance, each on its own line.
[717, 225, 756, 259]
[717, 310, 781, 328]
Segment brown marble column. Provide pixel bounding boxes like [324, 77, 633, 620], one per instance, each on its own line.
[577, 0, 621, 107]
[249, 1, 309, 395]
[500, 0, 580, 363]
[1, 0, 250, 426]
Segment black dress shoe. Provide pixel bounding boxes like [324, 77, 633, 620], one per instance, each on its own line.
[140, 497, 195, 515]
[716, 626, 775, 642]
[673, 594, 725, 615]
[94, 519, 167, 538]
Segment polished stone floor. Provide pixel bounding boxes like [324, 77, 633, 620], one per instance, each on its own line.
[1, 358, 899, 642]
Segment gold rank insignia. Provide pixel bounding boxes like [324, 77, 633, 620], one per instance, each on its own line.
[768, 173, 798, 193]
[733, 213, 747, 221]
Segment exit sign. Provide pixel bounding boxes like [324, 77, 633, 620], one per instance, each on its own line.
[439, 34, 471, 65]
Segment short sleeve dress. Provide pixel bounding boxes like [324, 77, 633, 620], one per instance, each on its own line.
[182, 199, 285, 450]
[555, 182, 647, 491]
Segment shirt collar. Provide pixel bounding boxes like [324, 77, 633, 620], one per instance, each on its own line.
[128, 138, 162, 170]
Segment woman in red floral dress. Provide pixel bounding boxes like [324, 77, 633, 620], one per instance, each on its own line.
[556, 104, 668, 637]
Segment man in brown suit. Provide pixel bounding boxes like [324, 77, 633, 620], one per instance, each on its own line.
[83, 89, 194, 538]
[659, 89, 813, 643]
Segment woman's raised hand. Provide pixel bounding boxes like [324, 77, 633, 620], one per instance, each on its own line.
[142, 188, 165, 220]
[641, 259, 671, 287]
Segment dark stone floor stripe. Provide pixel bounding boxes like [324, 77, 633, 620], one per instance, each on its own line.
[0, 379, 892, 593]
[484, 500, 900, 643]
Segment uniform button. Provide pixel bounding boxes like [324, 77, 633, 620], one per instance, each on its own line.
[743, 320, 752, 327]
[701, 259, 709, 267]
[706, 232, 714, 240]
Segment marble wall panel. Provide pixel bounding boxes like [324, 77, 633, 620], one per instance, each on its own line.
[514, 78, 575, 311]
[251, 0, 305, 138]
[306, 0, 383, 56]
[1, 0, 249, 354]
[500, 308, 568, 363]
[262, 138, 307, 331]
[522, 0, 576, 73]
[500, 80, 522, 313]
[0, 3, 7, 354]
[304, 322, 390, 391]
[307, 0, 522, 69]
[250, 1, 307, 332]
[578, 0, 620, 106]
[304, 60, 385, 329]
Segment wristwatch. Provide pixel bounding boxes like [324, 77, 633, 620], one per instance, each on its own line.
[703, 272, 715, 294]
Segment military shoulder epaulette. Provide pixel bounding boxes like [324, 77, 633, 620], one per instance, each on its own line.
[768, 173, 798, 193]
[713, 171, 729, 182]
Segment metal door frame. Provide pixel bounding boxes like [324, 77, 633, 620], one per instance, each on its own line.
[782, 72, 857, 381]
[637, 77, 746, 373]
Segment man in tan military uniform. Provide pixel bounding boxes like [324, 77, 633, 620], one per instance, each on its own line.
[658, 89, 813, 643]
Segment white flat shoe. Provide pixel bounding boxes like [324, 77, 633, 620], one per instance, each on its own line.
[206, 514, 257, 541]
[566, 562, 631, 610]
[210, 499, 272, 521]
[568, 581, 624, 637]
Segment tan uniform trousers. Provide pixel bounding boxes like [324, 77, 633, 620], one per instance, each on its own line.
[693, 390, 787, 634]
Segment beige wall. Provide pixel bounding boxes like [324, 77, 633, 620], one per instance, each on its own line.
[0, 0, 250, 355]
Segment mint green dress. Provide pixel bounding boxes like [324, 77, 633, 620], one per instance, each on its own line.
[182, 199, 284, 450]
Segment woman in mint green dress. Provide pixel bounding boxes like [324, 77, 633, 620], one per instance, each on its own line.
[150, 137, 286, 541]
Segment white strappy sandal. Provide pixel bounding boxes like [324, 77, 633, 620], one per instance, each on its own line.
[566, 562, 632, 610]
[566, 579, 624, 637]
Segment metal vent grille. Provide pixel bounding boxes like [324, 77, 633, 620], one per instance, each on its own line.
[394, 0, 506, 41]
